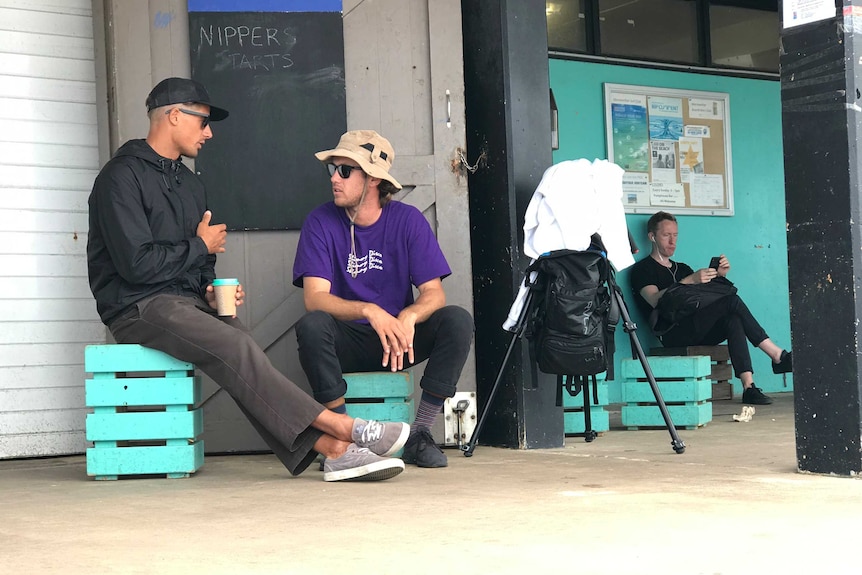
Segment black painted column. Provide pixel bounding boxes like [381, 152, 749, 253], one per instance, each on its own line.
[781, 5, 862, 475]
[461, 0, 561, 448]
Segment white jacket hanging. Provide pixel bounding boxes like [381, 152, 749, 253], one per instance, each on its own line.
[504, 159, 635, 331]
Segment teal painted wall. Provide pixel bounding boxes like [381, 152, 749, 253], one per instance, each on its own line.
[549, 59, 792, 401]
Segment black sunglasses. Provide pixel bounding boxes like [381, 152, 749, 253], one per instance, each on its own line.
[170, 107, 210, 129]
[326, 163, 364, 179]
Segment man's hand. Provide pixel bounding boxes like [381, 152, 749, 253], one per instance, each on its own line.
[691, 267, 719, 284]
[716, 254, 731, 277]
[197, 210, 227, 254]
[690, 254, 729, 283]
[396, 309, 418, 366]
[301, 276, 440, 371]
[205, 282, 245, 315]
[366, 305, 411, 372]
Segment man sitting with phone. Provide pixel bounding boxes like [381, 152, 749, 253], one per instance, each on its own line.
[629, 211, 792, 405]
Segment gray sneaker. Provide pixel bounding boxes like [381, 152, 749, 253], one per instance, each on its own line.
[322, 444, 405, 482]
[351, 418, 410, 457]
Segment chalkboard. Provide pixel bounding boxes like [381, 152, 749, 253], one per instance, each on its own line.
[189, 10, 346, 230]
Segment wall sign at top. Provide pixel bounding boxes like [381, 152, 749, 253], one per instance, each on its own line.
[782, 0, 835, 29]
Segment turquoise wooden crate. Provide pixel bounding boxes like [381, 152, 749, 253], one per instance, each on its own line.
[343, 371, 413, 457]
[344, 371, 413, 401]
[87, 410, 203, 442]
[84, 344, 204, 480]
[621, 355, 712, 430]
[86, 443, 204, 478]
[621, 355, 711, 380]
[343, 371, 413, 423]
[85, 344, 194, 373]
[86, 376, 199, 407]
[622, 377, 712, 404]
[561, 375, 608, 408]
[562, 378, 609, 436]
[343, 371, 414, 423]
[621, 402, 712, 430]
[564, 408, 610, 435]
[345, 402, 413, 423]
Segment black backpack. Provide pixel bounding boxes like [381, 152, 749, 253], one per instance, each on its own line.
[654, 276, 737, 328]
[524, 235, 620, 402]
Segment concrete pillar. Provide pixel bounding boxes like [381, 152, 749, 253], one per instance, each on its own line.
[461, 0, 561, 448]
[781, 7, 862, 475]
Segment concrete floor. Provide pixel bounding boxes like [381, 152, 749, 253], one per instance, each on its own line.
[2, 392, 862, 575]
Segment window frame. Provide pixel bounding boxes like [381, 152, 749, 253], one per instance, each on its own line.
[547, 0, 779, 79]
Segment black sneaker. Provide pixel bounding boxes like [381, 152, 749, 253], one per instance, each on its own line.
[403, 428, 448, 468]
[772, 350, 792, 374]
[742, 384, 773, 405]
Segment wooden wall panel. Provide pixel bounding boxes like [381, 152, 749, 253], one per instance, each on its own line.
[0, 0, 100, 458]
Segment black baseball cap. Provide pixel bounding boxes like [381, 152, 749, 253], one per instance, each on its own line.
[145, 77, 229, 121]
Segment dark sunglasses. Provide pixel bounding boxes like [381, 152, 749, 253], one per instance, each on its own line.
[170, 107, 210, 129]
[326, 163, 364, 179]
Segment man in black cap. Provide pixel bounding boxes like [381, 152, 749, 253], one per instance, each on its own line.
[87, 77, 410, 481]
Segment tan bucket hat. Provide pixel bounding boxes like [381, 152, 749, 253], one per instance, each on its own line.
[315, 130, 402, 190]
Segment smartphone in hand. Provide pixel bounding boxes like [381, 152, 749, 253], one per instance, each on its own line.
[709, 256, 721, 270]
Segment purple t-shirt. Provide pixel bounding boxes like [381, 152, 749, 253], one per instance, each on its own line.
[293, 201, 451, 318]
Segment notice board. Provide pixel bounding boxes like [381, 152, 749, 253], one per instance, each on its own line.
[188, 0, 346, 230]
[604, 83, 734, 216]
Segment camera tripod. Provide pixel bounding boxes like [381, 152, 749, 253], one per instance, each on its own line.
[462, 268, 686, 456]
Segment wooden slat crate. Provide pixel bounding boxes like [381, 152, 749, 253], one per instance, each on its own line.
[84, 345, 204, 480]
[343, 371, 413, 457]
[343, 371, 414, 424]
[562, 374, 610, 436]
[650, 345, 732, 400]
[621, 356, 713, 430]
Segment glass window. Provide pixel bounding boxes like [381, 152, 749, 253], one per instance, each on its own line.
[710, 5, 779, 72]
[598, 0, 698, 64]
[547, 0, 587, 53]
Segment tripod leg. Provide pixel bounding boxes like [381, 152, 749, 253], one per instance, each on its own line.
[613, 286, 686, 454]
[582, 375, 597, 442]
[462, 289, 536, 457]
[461, 330, 518, 456]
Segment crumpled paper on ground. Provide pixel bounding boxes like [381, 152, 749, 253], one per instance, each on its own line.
[732, 405, 755, 422]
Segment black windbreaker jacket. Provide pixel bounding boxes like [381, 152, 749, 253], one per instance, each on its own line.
[87, 139, 216, 325]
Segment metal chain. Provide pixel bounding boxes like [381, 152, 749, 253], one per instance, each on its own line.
[459, 149, 486, 174]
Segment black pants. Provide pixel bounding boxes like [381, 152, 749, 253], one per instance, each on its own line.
[661, 294, 768, 378]
[109, 294, 325, 476]
[296, 306, 474, 404]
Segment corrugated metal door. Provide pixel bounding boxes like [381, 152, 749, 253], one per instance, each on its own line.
[201, 0, 475, 451]
[0, 0, 102, 458]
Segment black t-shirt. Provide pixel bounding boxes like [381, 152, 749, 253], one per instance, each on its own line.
[628, 256, 694, 319]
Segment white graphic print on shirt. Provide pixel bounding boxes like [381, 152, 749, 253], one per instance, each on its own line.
[369, 250, 383, 271]
[346, 249, 383, 276]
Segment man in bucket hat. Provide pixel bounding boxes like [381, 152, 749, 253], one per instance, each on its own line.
[88, 79, 409, 482]
[293, 130, 474, 469]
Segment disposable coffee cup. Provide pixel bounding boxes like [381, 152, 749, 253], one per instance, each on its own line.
[212, 278, 239, 316]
